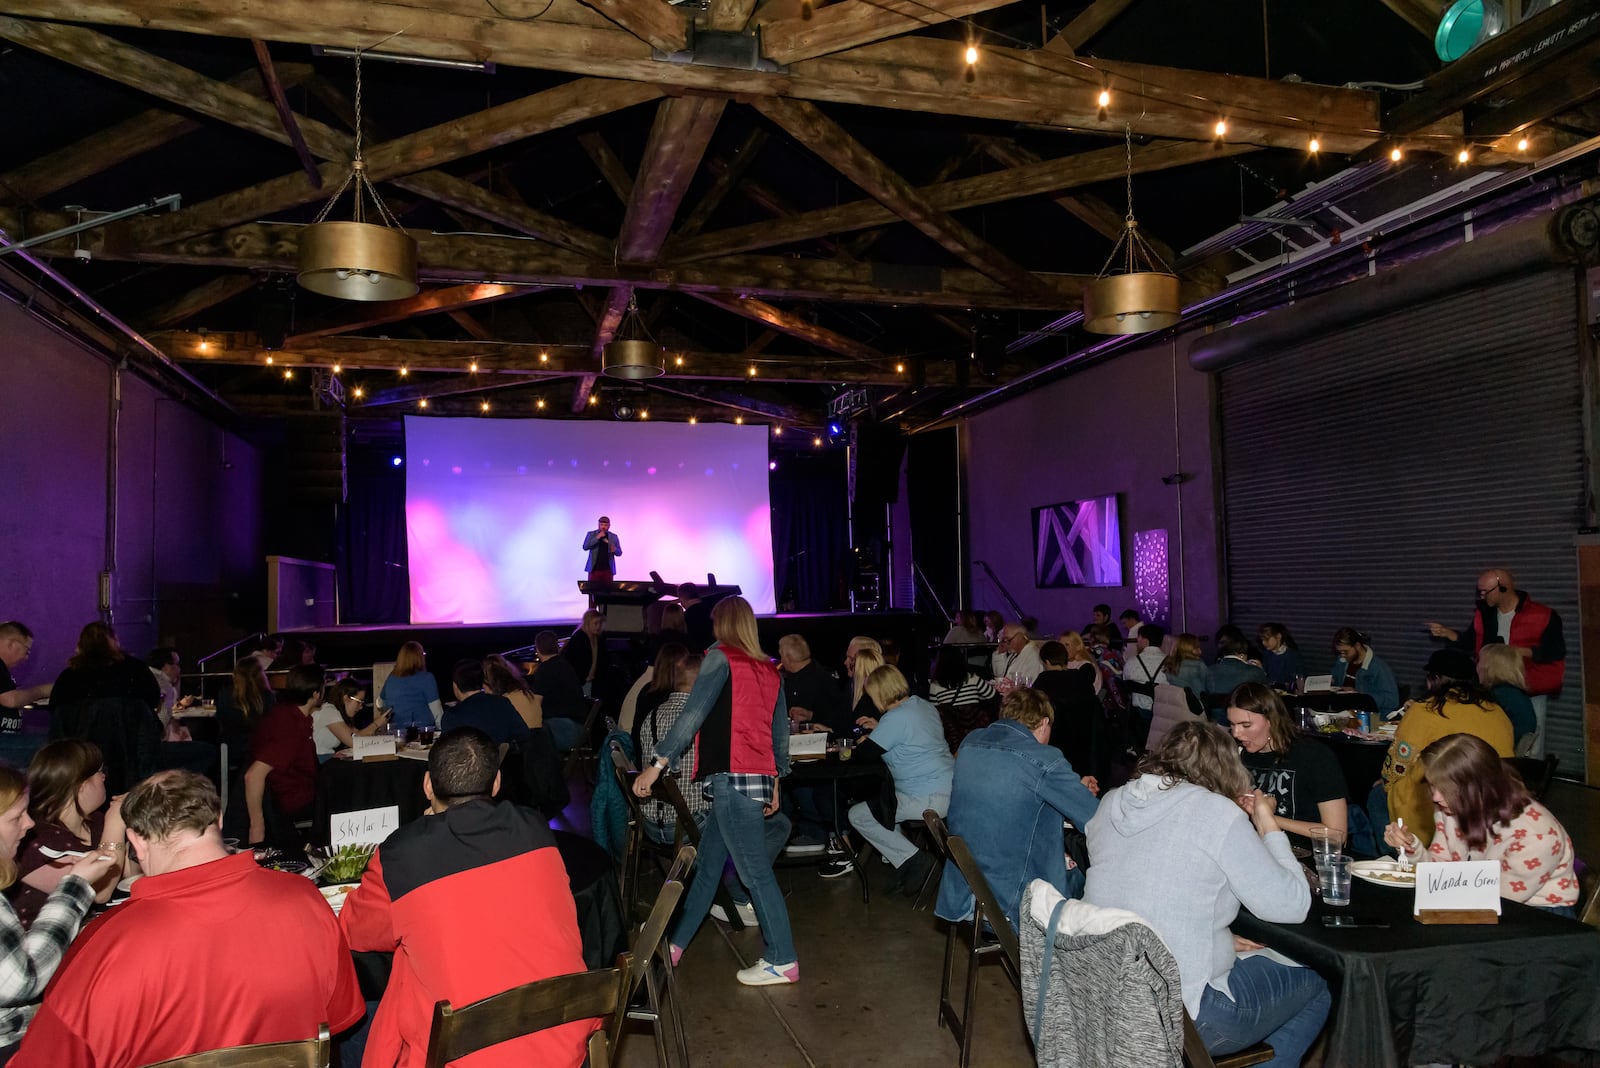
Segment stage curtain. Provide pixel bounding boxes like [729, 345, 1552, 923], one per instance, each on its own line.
[337, 469, 410, 624]
[770, 452, 848, 612]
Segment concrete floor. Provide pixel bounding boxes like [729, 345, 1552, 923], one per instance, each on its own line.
[613, 859, 1036, 1068]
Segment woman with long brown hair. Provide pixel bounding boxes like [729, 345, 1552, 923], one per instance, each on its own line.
[1225, 682, 1346, 845]
[379, 641, 442, 730]
[1386, 733, 1577, 912]
[631, 597, 796, 986]
[47, 623, 159, 712]
[1085, 720, 1328, 1066]
[12, 741, 124, 927]
[0, 766, 116, 1059]
[482, 654, 539, 730]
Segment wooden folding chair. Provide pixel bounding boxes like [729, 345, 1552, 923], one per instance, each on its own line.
[923, 810, 1019, 1068]
[624, 845, 696, 1068]
[609, 742, 681, 918]
[562, 698, 607, 782]
[146, 1024, 330, 1068]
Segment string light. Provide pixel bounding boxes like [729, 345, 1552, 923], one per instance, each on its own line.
[536, 398, 546, 410]
[674, 355, 684, 367]
[418, 398, 428, 408]
[774, 426, 783, 436]
[1213, 119, 1228, 138]
[895, 362, 905, 373]
[1307, 136, 1320, 153]
[748, 365, 758, 377]
[283, 368, 293, 380]
[539, 351, 549, 363]
[812, 435, 823, 447]
[480, 401, 489, 412]
[469, 361, 478, 373]
[1097, 89, 1111, 109]
[197, 338, 210, 353]
[265, 355, 274, 365]
[1389, 146, 1403, 162]
[332, 363, 342, 373]
[1517, 137, 1530, 152]
[399, 366, 409, 377]
[640, 409, 650, 420]
[688, 416, 697, 425]
[964, 44, 979, 65]
[588, 394, 598, 406]
[735, 416, 744, 425]
[353, 386, 364, 399]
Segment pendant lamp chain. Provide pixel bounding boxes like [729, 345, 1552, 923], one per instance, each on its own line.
[1094, 124, 1174, 280]
[310, 50, 402, 231]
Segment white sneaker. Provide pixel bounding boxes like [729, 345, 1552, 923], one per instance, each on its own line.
[710, 902, 760, 926]
[735, 958, 799, 986]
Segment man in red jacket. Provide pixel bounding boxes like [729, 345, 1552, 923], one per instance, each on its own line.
[340, 727, 593, 1068]
[1428, 567, 1566, 754]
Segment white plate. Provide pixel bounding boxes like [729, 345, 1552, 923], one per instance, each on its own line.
[1350, 860, 1415, 888]
[116, 874, 141, 894]
[319, 882, 358, 913]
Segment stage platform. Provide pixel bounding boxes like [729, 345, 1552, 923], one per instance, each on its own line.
[276, 610, 942, 680]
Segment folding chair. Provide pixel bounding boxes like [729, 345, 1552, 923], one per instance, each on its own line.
[563, 698, 607, 782]
[625, 845, 696, 1068]
[608, 743, 683, 919]
[146, 1024, 330, 1068]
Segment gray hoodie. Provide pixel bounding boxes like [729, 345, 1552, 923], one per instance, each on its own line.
[1083, 774, 1310, 1017]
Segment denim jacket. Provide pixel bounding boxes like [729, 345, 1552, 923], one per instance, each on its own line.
[934, 719, 1099, 933]
[1331, 650, 1399, 712]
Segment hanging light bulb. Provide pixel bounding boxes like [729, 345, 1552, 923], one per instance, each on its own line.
[1308, 136, 1320, 153]
[197, 337, 211, 353]
[1390, 146, 1403, 162]
[419, 398, 429, 409]
[688, 416, 697, 425]
[1457, 147, 1471, 163]
[640, 409, 650, 420]
[774, 426, 783, 436]
[297, 51, 417, 301]
[1516, 136, 1530, 152]
[265, 355, 274, 366]
[813, 436, 823, 447]
[469, 361, 478, 373]
[536, 398, 546, 410]
[540, 351, 549, 363]
[895, 362, 906, 374]
[283, 368, 294, 380]
[480, 401, 489, 412]
[1097, 89, 1111, 109]
[964, 44, 979, 65]
[588, 393, 598, 406]
[353, 386, 364, 399]
[1214, 119, 1228, 138]
[674, 355, 684, 367]
[332, 363, 342, 374]
[735, 416, 744, 425]
[748, 365, 758, 377]
[399, 366, 409, 377]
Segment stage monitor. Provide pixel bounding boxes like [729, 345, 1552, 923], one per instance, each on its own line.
[1032, 494, 1122, 588]
[404, 416, 775, 623]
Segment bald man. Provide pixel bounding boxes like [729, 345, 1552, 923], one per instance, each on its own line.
[1427, 567, 1565, 754]
[990, 623, 1044, 688]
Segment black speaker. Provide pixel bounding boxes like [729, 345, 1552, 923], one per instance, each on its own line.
[854, 423, 906, 504]
[258, 277, 295, 351]
[974, 315, 1007, 376]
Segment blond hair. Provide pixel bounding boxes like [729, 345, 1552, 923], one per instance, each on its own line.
[1060, 631, 1094, 663]
[1476, 643, 1526, 690]
[0, 768, 24, 889]
[1139, 720, 1251, 799]
[852, 649, 884, 707]
[1164, 633, 1203, 674]
[1001, 687, 1055, 730]
[864, 665, 910, 712]
[711, 596, 766, 660]
[778, 634, 810, 661]
[394, 641, 426, 677]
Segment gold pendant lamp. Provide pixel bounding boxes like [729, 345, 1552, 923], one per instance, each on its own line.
[1083, 125, 1181, 335]
[297, 50, 418, 302]
[601, 294, 666, 379]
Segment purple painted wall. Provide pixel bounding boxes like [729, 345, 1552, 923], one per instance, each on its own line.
[0, 299, 263, 686]
[961, 333, 1222, 639]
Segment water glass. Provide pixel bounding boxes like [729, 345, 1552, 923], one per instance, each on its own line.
[1309, 826, 1343, 867]
[838, 739, 854, 762]
[1320, 854, 1353, 906]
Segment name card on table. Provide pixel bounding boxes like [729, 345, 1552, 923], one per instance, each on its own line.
[331, 805, 400, 848]
[351, 735, 397, 761]
[1414, 860, 1501, 924]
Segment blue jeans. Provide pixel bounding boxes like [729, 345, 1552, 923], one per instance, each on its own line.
[644, 808, 790, 907]
[670, 774, 796, 966]
[1194, 955, 1330, 1067]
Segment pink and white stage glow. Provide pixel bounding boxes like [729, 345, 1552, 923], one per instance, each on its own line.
[404, 416, 776, 623]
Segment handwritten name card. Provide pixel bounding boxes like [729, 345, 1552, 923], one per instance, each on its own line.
[351, 735, 397, 760]
[331, 805, 400, 848]
[1414, 860, 1501, 918]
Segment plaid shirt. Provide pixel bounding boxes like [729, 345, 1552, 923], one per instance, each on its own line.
[638, 693, 711, 828]
[716, 773, 776, 807]
[0, 875, 94, 1048]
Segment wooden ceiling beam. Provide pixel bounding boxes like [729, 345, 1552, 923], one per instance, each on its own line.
[843, 139, 979, 260]
[154, 330, 947, 385]
[578, 132, 634, 202]
[668, 138, 1252, 262]
[0, 17, 623, 257]
[290, 283, 531, 341]
[759, 0, 1022, 65]
[691, 293, 886, 362]
[365, 372, 554, 407]
[574, 0, 688, 52]
[0, 64, 311, 206]
[1043, 0, 1138, 54]
[703, 0, 762, 32]
[674, 128, 768, 239]
[751, 96, 1051, 297]
[643, 380, 811, 423]
[0, 3, 1387, 151]
[580, 286, 634, 409]
[136, 272, 258, 331]
[7, 212, 1090, 307]
[250, 39, 320, 188]
[448, 309, 497, 341]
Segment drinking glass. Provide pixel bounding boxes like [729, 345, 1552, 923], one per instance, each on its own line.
[404, 725, 419, 745]
[1309, 826, 1344, 868]
[1320, 854, 1353, 906]
[838, 739, 854, 762]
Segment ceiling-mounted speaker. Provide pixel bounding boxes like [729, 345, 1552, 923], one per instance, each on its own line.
[258, 277, 294, 351]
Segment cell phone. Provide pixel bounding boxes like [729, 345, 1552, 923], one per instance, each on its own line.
[1320, 914, 1390, 929]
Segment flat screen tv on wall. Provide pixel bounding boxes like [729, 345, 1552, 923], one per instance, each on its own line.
[1031, 495, 1123, 588]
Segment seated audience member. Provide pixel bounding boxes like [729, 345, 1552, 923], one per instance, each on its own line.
[845, 642, 885, 723]
[844, 667, 954, 894]
[532, 631, 587, 753]
[312, 677, 388, 759]
[14, 771, 362, 1067]
[928, 645, 997, 709]
[483, 655, 540, 730]
[1205, 625, 1268, 701]
[1085, 721, 1327, 1066]
[145, 647, 193, 724]
[1085, 604, 1113, 634]
[267, 637, 315, 673]
[1476, 643, 1538, 754]
[1164, 633, 1209, 695]
[1119, 609, 1143, 640]
[1380, 649, 1513, 847]
[1330, 627, 1399, 712]
[632, 645, 690, 760]
[1123, 624, 1169, 686]
[1030, 643, 1103, 777]
[935, 687, 1099, 933]
[0, 767, 114, 1059]
[247, 634, 283, 670]
[243, 664, 325, 846]
[991, 623, 1044, 688]
[1385, 733, 1578, 913]
[13, 741, 124, 928]
[643, 602, 688, 663]
[1058, 631, 1103, 694]
[380, 641, 442, 730]
[981, 611, 1006, 644]
[563, 611, 606, 699]
[443, 659, 530, 748]
[780, 635, 851, 736]
[0, 623, 51, 711]
[1257, 624, 1305, 690]
[49, 622, 160, 714]
[1225, 683, 1346, 846]
[342, 728, 594, 1067]
[943, 611, 988, 645]
[216, 656, 273, 764]
[1085, 624, 1124, 674]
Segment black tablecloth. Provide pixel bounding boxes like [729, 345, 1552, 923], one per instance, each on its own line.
[1301, 730, 1389, 807]
[784, 752, 887, 786]
[311, 758, 430, 847]
[1282, 691, 1379, 715]
[1233, 879, 1600, 1066]
[351, 829, 627, 1000]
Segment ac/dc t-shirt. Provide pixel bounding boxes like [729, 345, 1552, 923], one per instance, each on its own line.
[1239, 738, 1345, 828]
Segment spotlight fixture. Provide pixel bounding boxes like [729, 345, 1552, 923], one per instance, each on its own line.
[769, 460, 778, 471]
[296, 52, 418, 301]
[612, 400, 636, 420]
[1434, 0, 1505, 63]
[1083, 124, 1180, 336]
[601, 295, 665, 379]
[391, 456, 403, 467]
[828, 421, 843, 436]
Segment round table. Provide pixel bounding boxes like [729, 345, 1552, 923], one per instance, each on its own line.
[311, 757, 430, 847]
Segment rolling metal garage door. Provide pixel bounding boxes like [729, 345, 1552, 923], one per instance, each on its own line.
[1217, 269, 1586, 770]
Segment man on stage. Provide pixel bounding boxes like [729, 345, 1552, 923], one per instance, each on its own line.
[582, 516, 622, 584]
